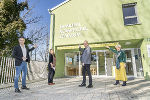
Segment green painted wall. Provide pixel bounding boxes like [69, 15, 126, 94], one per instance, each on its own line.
[51, 0, 150, 47]
[49, 0, 150, 78]
[140, 38, 150, 80]
[55, 50, 65, 78]
[54, 39, 150, 79]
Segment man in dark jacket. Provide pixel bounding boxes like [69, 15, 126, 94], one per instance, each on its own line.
[12, 36, 37, 93]
[79, 40, 93, 88]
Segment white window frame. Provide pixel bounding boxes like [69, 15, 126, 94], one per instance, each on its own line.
[122, 2, 140, 26]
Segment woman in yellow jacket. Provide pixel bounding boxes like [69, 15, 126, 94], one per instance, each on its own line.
[106, 44, 127, 86]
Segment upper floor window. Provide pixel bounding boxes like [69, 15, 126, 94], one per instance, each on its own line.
[122, 2, 140, 25]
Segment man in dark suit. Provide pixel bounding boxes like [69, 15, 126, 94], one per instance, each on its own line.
[12, 36, 37, 93]
[79, 40, 93, 88]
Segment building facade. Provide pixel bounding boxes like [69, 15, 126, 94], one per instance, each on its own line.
[48, 0, 150, 80]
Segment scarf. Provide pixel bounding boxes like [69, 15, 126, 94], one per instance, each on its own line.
[116, 51, 121, 69]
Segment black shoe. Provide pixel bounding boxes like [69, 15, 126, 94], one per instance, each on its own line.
[78, 83, 86, 87]
[15, 88, 21, 93]
[122, 81, 126, 86]
[114, 80, 119, 85]
[21, 86, 30, 90]
[86, 84, 93, 88]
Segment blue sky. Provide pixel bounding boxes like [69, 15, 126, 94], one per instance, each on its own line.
[24, 0, 66, 37]
[22, 0, 66, 60]
[28, 0, 65, 25]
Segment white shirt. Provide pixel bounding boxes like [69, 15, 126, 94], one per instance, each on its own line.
[20, 45, 27, 59]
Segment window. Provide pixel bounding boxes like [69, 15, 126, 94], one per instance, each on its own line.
[122, 2, 140, 25]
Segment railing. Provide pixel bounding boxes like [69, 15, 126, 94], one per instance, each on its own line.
[0, 56, 48, 85]
[0, 57, 16, 84]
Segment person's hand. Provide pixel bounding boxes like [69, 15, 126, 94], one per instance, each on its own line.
[50, 63, 53, 67]
[82, 63, 84, 66]
[33, 44, 37, 48]
[79, 44, 81, 48]
[124, 64, 126, 67]
[22, 57, 26, 61]
[106, 46, 110, 49]
[53, 67, 55, 71]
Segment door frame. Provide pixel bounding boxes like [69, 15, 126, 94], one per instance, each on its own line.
[93, 48, 137, 77]
[64, 51, 80, 76]
[93, 50, 107, 76]
[122, 48, 137, 77]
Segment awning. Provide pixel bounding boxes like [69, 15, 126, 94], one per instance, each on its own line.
[57, 42, 119, 50]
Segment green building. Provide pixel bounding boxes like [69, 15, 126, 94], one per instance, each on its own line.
[48, 0, 150, 80]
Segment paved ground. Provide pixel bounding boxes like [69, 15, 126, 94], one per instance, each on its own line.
[0, 77, 150, 100]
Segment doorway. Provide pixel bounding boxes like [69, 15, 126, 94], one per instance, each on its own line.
[125, 50, 134, 75]
[64, 48, 140, 77]
[97, 52, 106, 75]
[65, 52, 79, 76]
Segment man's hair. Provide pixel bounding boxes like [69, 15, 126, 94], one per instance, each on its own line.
[84, 40, 88, 44]
[50, 49, 53, 51]
[19, 36, 25, 39]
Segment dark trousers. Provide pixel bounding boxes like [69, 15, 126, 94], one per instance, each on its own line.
[48, 65, 55, 83]
[82, 64, 92, 85]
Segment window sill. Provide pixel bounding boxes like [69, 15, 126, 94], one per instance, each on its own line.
[124, 23, 142, 26]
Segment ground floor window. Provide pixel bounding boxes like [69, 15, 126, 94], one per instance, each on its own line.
[64, 48, 143, 77]
[65, 52, 79, 76]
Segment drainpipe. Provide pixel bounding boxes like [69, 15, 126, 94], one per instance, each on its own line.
[48, 9, 55, 49]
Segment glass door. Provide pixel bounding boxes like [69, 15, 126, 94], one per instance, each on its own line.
[105, 51, 114, 76]
[65, 52, 79, 76]
[79, 52, 97, 76]
[98, 52, 106, 75]
[125, 50, 134, 75]
[90, 52, 97, 75]
[135, 48, 144, 77]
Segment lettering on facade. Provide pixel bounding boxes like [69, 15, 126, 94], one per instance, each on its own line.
[59, 23, 88, 38]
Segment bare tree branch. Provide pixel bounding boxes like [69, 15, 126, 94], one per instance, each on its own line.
[25, 16, 42, 24]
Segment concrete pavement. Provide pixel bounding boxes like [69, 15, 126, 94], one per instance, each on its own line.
[0, 77, 150, 100]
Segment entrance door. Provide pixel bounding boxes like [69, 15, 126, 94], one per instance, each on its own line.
[125, 50, 134, 75]
[65, 52, 79, 76]
[106, 51, 114, 76]
[64, 49, 137, 77]
[135, 48, 144, 77]
[98, 52, 106, 75]
[79, 52, 97, 76]
[91, 52, 97, 75]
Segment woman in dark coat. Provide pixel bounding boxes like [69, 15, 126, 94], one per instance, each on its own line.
[48, 49, 56, 85]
